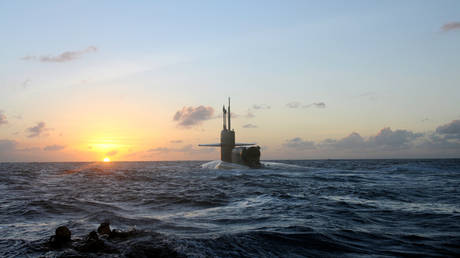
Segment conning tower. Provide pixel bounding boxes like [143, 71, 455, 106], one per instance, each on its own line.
[221, 98, 235, 162]
[199, 98, 262, 168]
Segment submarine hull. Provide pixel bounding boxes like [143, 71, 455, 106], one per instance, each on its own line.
[231, 146, 262, 168]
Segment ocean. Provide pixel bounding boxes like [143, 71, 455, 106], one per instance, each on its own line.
[0, 160, 459, 257]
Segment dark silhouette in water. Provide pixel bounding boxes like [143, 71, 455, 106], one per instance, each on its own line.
[97, 222, 111, 235]
[44, 222, 179, 257]
[199, 98, 262, 168]
[48, 226, 72, 249]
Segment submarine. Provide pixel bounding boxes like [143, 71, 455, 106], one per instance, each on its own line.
[199, 98, 262, 168]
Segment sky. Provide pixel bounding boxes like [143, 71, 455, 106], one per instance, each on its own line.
[1, 0, 460, 161]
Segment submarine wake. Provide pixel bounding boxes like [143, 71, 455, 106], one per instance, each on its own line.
[201, 160, 303, 170]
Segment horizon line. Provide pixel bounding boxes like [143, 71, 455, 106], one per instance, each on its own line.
[1, 158, 459, 163]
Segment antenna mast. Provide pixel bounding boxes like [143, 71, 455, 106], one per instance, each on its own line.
[222, 105, 227, 130]
[228, 97, 231, 131]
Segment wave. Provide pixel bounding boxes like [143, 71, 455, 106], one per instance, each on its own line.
[1, 160, 459, 257]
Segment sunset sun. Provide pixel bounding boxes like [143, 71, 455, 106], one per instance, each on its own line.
[103, 157, 111, 162]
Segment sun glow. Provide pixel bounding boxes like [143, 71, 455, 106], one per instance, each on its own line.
[103, 157, 111, 162]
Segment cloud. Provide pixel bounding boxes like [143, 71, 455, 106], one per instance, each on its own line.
[0, 139, 41, 153]
[0, 140, 42, 153]
[242, 123, 258, 128]
[436, 120, 460, 139]
[281, 127, 427, 158]
[147, 144, 213, 154]
[175, 145, 195, 153]
[286, 102, 301, 108]
[148, 147, 171, 153]
[26, 122, 50, 137]
[286, 102, 326, 109]
[283, 137, 316, 150]
[415, 122, 460, 151]
[149, 145, 191, 153]
[18, 147, 41, 152]
[0, 111, 7, 125]
[319, 128, 422, 150]
[303, 102, 326, 109]
[44, 144, 66, 151]
[0, 139, 17, 152]
[252, 104, 271, 110]
[106, 150, 118, 156]
[320, 132, 367, 150]
[170, 140, 183, 143]
[370, 127, 422, 149]
[241, 105, 269, 120]
[173, 106, 214, 128]
[422, 133, 460, 150]
[441, 22, 460, 32]
[21, 46, 98, 63]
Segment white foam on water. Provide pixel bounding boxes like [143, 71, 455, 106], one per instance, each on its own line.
[201, 160, 306, 170]
[261, 161, 303, 169]
[201, 160, 248, 170]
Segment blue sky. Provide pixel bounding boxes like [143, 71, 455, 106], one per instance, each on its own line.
[1, 1, 460, 161]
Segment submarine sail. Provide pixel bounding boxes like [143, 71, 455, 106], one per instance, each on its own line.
[199, 98, 262, 168]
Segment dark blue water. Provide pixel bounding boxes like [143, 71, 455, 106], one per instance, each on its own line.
[1, 160, 459, 257]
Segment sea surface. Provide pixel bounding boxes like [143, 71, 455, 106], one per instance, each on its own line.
[0, 160, 459, 257]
